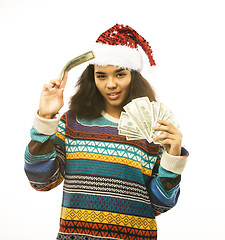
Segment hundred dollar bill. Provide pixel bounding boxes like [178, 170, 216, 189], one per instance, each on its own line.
[118, 112, 142, 135]
[123, 100, 152, 143]
[158, 103, 173, 122]
[161, 104, 180, 128]
[133, 97, 153, 139]
[118, 97, 180, 145]
[59, 51, 95, 79]
[119, 129, 143, 138]
[151, 102, 161, 125]
[126, 135, 144, 141]
[152, 102, 180, 144]
[151, 102, 162, 139]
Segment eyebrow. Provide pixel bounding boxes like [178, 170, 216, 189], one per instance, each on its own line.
[95, 72, 106, 74]
[95, 69, 126, 74]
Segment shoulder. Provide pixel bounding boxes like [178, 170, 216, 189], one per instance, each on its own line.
[61, 110, 75, 122]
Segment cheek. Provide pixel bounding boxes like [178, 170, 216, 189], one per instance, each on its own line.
[121, 79, 132, 92]
[95, 81, 108, 99]
[122, 73, 132, 90]
[94, 79, 103, 93]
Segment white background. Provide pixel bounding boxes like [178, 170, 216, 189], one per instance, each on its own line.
[0, 0, 224, 239]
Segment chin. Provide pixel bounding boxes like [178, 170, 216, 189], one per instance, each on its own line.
[106, 100, 122, 109]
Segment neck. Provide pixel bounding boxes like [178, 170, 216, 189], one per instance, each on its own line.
[104, 105, 122, 119]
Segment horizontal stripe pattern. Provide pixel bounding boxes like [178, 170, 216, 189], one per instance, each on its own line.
[66, 152, 152, 176]
[29, 169, 64, 191]
[63, 174, 150, 204]
[58, 220, 157, 239]
[64, 159, 144, 183]
[62, 192, 154, 218]
[57, 219, 157, 240]
[60, 207, 157, 231]
[65, 138, 158, 172]
[24, 112, 183, 239]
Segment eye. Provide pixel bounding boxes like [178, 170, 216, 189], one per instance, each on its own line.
[96, 75, 106, 79]
[117, 72, 126, 78]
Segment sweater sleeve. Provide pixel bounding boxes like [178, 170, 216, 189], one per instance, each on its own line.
[148, 146, 189, 216]
[24, 113, 67, 191]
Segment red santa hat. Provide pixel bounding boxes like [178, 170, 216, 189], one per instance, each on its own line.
[90, 24, 156, 72]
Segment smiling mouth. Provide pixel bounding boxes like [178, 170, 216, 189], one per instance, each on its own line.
[107, 92, 121, 100]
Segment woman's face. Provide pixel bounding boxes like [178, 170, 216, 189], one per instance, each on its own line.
[94, 65, 132, 116]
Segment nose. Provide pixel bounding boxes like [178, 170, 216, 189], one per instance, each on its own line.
[106, 76, 117, 89]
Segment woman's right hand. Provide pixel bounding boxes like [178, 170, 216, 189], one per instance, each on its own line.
[38, 71, 68, 119]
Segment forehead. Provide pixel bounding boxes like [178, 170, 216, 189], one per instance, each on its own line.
[94, 65, 127, 73]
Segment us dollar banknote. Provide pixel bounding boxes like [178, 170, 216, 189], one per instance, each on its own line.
[60, 51, 95, 79]
[118, 97, 179, 144]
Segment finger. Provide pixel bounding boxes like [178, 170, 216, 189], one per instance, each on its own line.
[50, 79, 61, 88]
[153, 132, 175, 142]
[58, 87, 64, 98]
[154, 120, 180, 134]
[157, 120, 174, 127]
[160, 139, 174, 147]
[160, 138, 181, 150]
[152, 124, 177, 135]
[42, 84, 52, 92]
[60, 71, 68, 89]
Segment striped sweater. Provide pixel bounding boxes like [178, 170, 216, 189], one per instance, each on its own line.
[24, 111, 188, 240]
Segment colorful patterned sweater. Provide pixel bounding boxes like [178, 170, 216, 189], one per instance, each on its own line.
[24, 111, 188, 240]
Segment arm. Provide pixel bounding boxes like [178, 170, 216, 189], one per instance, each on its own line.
[149, 120, 189, 215]
[24, 72, 68, 191]
[149, 146, 189, 216]
[24, 113, 66, 191]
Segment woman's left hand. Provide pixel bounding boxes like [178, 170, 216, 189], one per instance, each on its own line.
[152, 120, 183, 156]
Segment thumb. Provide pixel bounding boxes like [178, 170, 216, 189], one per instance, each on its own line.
[58, 87, 64, 99]
[60, 71, 68, 89]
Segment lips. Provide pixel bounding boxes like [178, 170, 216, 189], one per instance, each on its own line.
[107, 92, 121, 100]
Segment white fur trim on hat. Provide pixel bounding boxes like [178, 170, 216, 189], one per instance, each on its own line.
[89, 42, 143, 71]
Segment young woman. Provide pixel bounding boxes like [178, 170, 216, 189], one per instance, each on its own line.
[25, 24, 188, 240]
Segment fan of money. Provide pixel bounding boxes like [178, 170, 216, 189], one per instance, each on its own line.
[118, 97, 180, 144]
